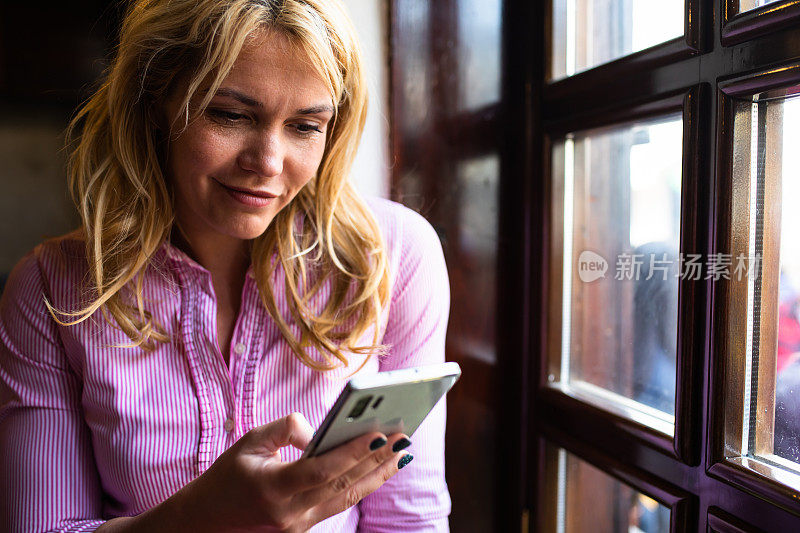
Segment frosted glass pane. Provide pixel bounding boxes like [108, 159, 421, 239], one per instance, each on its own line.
[551, 0, 683, 80]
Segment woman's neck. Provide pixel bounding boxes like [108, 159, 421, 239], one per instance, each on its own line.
[169, 222, 251, 294]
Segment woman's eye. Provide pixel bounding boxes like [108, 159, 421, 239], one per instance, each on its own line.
[293, 123, 324, 135]
[207, 109, 248, 124]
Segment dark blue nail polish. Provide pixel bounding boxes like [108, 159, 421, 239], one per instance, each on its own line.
[398, 454, 414, 469]
[370, 437, 387, 450]
[392, 437, 411, 452]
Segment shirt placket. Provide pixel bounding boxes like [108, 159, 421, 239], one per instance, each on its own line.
[172, 263, 217, 475]
[225, 281, 249, 445]
[172, 257, 237, 473]
[237, 275, 265, 438]
[197, 269, 240, 463]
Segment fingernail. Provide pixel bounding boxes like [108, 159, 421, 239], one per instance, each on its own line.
[370, 437, 388, 450]
[398, 453, 414, 469]
[392, 438, 411, 452]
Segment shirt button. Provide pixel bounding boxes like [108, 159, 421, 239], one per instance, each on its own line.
[233, 343, 246, 355]
[223, 418, 234, 432]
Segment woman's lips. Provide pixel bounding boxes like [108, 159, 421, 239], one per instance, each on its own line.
[215, 179, 277, 207]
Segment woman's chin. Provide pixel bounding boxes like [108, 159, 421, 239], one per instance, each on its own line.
[224, 219, 274, 241]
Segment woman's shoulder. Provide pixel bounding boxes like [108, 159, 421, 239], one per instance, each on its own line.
[31, 229, 86, 274]
[363, 197, 447, 301]
[3, 229, 88, 305]
[363, 197, 442, 259]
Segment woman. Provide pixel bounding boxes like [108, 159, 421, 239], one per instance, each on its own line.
[0, 0, 451, 531]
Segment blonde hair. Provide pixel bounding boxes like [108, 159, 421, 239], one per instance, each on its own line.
[48, 0, 390, 371]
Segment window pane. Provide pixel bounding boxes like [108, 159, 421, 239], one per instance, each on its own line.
[394, 0, 431, 133]
[457, 0, 502, 111]
[727, 94, 800, 469]
[725, 91, 800, 486]
[551, 0, 684, 80]
[540, 442, 671, 533]
[737, 0, 783, 14]
[550, 114, 683, 433]
[775, 97, 800, 464]
[446, 155, 499, 364]
[457, 156, 499, 256]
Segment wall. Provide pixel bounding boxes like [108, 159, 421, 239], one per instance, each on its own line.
[341, 0, 391, 199]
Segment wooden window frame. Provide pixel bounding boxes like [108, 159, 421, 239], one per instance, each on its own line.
[542, 86, 706, 464]
[389, 1, 528, 530]
[709, 60, 800, 516]
[543, 0, 705, 101]
[528, 0, 800, 530]
[536, 430, 695, 532]
[722, 0, 800, 46]
[708, 507, 766, 533]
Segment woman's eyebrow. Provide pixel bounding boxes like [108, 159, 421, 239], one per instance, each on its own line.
[296, 104, 334, 116]
[210, 88, 333, 116]
[212, 87, 261, 108]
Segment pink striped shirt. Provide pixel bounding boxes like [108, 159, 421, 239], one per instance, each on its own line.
[0, 198, 451, 532]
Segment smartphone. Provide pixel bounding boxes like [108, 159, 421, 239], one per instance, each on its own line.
[302, 362, 461, 457]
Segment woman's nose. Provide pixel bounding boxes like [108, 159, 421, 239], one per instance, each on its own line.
[237, 131, 284, 177]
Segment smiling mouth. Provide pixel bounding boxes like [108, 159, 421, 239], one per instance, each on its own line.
[213, 178, 278, 198]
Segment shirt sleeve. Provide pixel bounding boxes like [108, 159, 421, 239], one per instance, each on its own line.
[0, 249, 106, 533]
[357, 207, 451, 532]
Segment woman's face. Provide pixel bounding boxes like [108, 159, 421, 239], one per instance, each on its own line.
[164, 30, 334, 245]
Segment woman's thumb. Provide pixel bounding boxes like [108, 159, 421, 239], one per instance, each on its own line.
[241, 412, 315, 455]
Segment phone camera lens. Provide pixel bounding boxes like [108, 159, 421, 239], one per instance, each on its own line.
[346, 395, 373, 421]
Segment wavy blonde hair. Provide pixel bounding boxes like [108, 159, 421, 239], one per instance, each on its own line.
[47, 0, 390, 371]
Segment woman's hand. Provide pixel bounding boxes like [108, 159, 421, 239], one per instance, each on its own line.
[102, 413, 412, 533]
[192, 412, 411, 531]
